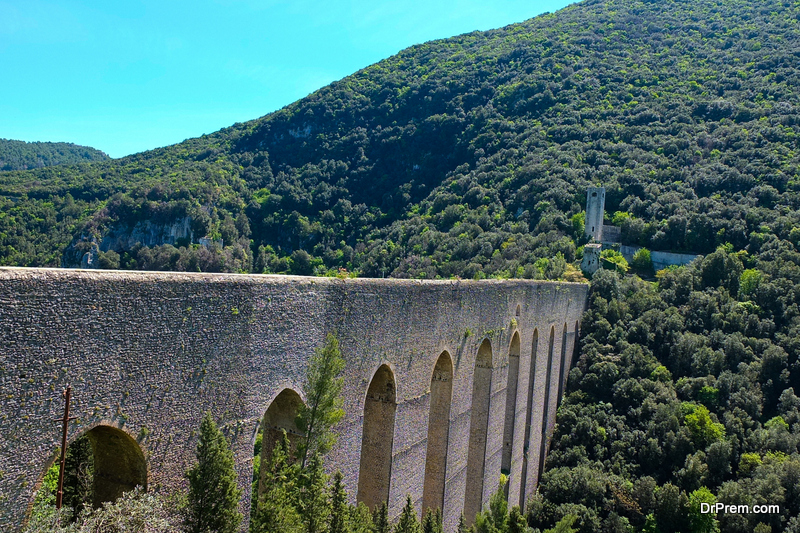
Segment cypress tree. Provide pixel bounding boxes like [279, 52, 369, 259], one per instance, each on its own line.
[351, 502, 375, 533]
[423, 507, 443, 533]
[62, 435, 94, 515]
[394, 496, 422, 533]
[488, 475, 509, 532]
[250, 431, 302, 533]
[184, 412, 243, 533]
[329, 471, 349, 533]
[298, 453, 331, 533]
[373, 501, 390, 533]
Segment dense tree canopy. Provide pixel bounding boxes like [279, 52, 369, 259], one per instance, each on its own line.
[1, 0, 798, 279]
[531, 249, 800, 532]
[0, 139, 109, 172]
[9, 2, 800, 527]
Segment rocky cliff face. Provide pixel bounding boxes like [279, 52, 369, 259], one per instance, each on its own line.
[62, 217, 194, 267]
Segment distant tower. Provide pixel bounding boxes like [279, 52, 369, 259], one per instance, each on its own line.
[581, 243, 602, 275]
[585, 187, 605, 242]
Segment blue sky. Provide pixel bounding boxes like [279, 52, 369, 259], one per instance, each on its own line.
[1, 0, 575, 158]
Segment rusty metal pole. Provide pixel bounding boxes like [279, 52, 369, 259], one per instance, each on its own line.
[55, 386, 71, 510]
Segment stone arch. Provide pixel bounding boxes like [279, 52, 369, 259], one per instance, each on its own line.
[258, 388, 304, 496]
[422, 351, 453, 514]
[557, 323, 569, 404]
[32, 424, 147, 511]
[464, 339, 493, 525]
[519, 328, 539, 505]
[87, 425, 147, 507]
[357, 364, 397, 511]
[537, 327, 556, 483]
[500, 332, 521, 482]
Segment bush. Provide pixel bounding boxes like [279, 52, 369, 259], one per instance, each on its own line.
[632, 248, 653, 273]
[23, 488, 181, 533]
[600, 249, 629, 274]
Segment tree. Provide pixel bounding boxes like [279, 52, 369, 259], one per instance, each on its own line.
[394, 496, 422, 533]
[508, 506, 528, 533]
[374, 501, 390, 533]
[330, 471, 349, 533]
[655, 484, 691, 533]
[185, 412, 243, 533]
[632, 248, 652, 273]
[544, 514, 578, 533]
[350, 502, 375, 533]
[738, 268, 763, 298]
[297, 453, 331, 533]
[290, 249, 313, 276]
[296, 333, 346, 468]
[600, 249, 629, 274]
[422, 507, 443, 533]
[487, 476, 509, 532]
[62, 435, 94, 515]
[474, 475, 510, 533]
[688, 487, 719, 533]
[683, 404, 725, 448]
[571, 211, 585, 239]
[251, 431, 302, 533]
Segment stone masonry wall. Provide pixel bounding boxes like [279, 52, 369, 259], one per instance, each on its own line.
[0, 268, 588, 532]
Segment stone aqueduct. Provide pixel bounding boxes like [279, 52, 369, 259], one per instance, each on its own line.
[0, 267, 588, 531]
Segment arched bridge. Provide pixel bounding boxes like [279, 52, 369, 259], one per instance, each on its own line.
[0, 268, 588, 531]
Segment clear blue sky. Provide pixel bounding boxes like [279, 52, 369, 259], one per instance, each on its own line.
[1, 0, 575, 158]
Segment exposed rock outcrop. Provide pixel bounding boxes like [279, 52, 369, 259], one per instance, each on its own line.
[62, 217, 194, 267]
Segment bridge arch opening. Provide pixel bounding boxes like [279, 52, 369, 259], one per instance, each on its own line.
[464, 338, 493, 525]
[255, 388, 304, 500]
[519, 328, 539, 506]
[557, 323, 569, 404]
[87, 425, 148, 507]
[30, 424, 148, 518]
[537, 326, 556, 484]
[422, 351, 453, 514]
[501, 332, 521, 490]
[357, 364, 397, 511]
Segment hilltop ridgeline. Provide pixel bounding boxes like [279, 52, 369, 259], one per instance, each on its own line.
[0, 139, 109, 172]
[0, 0, 799, 275]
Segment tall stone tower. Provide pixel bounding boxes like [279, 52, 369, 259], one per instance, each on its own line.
[585, 186, 605, 241]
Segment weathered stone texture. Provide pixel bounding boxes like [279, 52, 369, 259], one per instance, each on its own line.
[0, 267, 587, 532]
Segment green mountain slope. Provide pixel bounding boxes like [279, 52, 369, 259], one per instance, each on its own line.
[4, 2, 800, 531]
[1, 0, 798, 273]
[0, 139, 109, 172]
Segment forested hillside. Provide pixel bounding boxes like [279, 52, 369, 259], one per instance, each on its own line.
[1, 0, 798, 275]
[534, 255, 800, 532]
[0, 139, 109, 172]
[5, 0, 800, 531]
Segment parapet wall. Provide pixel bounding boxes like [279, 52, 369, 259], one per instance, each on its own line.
[0, 268, 588, 531]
